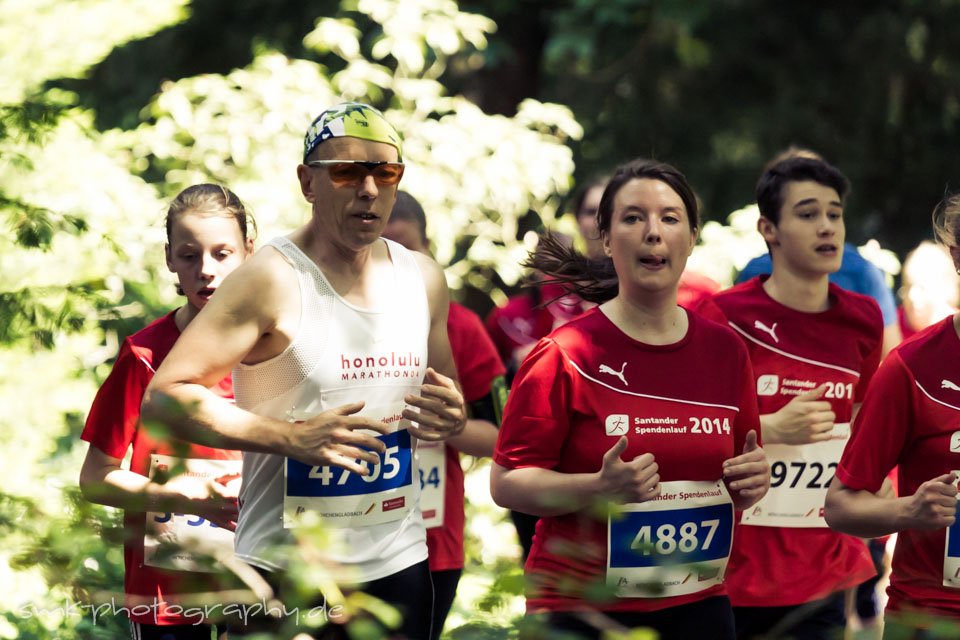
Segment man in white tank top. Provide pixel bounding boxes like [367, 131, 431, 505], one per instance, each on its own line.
[143, 102, 467, 639]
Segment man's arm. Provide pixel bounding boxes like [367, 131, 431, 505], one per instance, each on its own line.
[402, 253, 466, 441]
[143, 249, 389, 471]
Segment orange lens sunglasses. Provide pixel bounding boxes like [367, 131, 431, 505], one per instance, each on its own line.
[306, 160, 405, 186]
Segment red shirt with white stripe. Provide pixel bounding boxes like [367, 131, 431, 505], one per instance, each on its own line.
[695, 276, 883, 606]
[81, 312, 240, 625]
[836, 315, 960, 617]
[426, 302, 505, 572]
[494, 307, 759, 613]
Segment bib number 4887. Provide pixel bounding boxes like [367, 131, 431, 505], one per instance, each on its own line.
[632, 519, 722, 556]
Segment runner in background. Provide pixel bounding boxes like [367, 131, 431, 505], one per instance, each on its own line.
[735, 147, 902, 358]
[484, 246, 590, 389]
[825, 193, 960, 636]
[79, 184, 256, 640]
[383, 191, 507, 639]
[740, 147, 899, 633]
[696, 154, 884, 639]
[572, 176, 607, 260]
[492, 158, 769, 639]
[897, 240, 960, 341]
[484, 228, 591, 563]
[848, 239, 960, 632]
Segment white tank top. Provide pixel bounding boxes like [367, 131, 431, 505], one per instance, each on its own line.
[232, 237, 430, 582]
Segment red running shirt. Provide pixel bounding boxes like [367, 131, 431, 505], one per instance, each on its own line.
[494, 307, 759, 613]
[425, 303, 505, 571]
[696, 276, 883, 606]
[81, 312, 240, 625]
[837, 316, 960, 618]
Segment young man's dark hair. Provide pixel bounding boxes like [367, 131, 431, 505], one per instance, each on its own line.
[755, 157, 850, 224]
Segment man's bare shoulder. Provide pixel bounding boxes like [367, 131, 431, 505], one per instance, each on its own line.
[409, 250, 450, 317]
[409, 250, 446, 290]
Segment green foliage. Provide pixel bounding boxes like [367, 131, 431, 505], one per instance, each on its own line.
[110, 0, 580, 308]
[460, 0, 960, 256]
[0, 3, 193, 638]
[0, 0, 189, 101]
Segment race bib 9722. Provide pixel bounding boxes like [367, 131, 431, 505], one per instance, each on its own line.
[741, 423, 850, 528]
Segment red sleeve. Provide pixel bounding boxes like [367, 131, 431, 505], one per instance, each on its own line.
[449, 306, 507, 403]
[81, 340, 151, 459]
[854, 311, 884, 403]
[836, 352, 912, 493]
[493, 338, 572, 469]
[734, 348, 761, 451]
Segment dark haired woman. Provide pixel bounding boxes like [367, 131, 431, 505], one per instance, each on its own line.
[490, 159, 770, 639]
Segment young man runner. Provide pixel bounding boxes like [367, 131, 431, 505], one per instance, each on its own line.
[696, 155, 883, 639]
[143, 103, 467, 639]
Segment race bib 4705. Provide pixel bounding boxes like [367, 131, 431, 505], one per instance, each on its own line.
[607, 480, 733, 598]
[283, 404, 415, 528]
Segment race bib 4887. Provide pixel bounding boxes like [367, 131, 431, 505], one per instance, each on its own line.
[607, 480, 733, 598]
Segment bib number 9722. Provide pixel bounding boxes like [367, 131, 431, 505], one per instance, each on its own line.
[769, 461, 838, 490]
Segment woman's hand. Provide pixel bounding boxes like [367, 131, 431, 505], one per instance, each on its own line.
[723, 430, 770, 510]
[596, 436, 661, 503]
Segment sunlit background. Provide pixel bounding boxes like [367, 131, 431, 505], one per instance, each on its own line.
[4, 1, 960, 637]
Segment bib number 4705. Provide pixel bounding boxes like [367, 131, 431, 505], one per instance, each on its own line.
[309, 445, 401, 485]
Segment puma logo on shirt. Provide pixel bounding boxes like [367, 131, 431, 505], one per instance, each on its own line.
[599, 361, 628, 386]
[942, 379, 960, 392]
[754, 320, 779, 343]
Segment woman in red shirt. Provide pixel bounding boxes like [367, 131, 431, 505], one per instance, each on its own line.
[490, 159, 770, 639]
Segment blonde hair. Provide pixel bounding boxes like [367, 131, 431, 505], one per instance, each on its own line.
[165, 183, 257, 242]
[933, 193, 960, 252]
